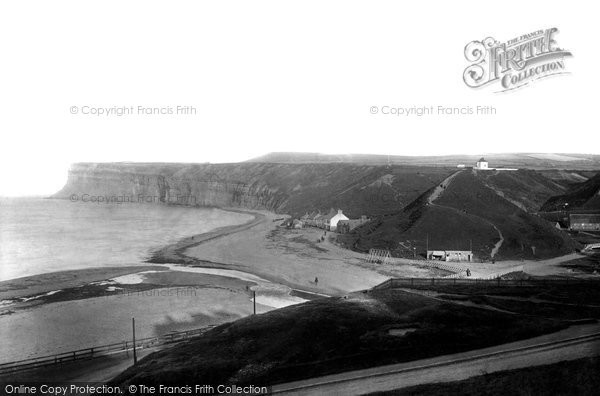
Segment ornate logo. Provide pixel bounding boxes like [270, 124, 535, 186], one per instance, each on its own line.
[464, 28, 572, 92]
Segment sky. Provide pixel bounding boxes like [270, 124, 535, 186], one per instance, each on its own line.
[0, 1, 598, 196]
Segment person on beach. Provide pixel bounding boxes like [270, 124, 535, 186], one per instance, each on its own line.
[314, 277, 319, 285]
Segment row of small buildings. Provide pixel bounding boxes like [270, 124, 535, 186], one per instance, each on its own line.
[289, 209, 370, 233]
[556, 213, 600, 231]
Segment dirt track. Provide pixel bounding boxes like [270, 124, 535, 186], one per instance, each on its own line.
[272, 324, 600, 395]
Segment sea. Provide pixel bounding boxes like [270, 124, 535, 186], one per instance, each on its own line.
[0, 197, 252, 281]
[0, 197, 305, 363]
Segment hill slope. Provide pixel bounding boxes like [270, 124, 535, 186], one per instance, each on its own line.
[345, 170, 579, 259]
[475, 169, 567, 212]
[540, 173, 600, 211]
[110, 289, 561, 387]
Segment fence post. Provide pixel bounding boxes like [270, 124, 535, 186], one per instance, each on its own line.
[132, 318, 138, 365]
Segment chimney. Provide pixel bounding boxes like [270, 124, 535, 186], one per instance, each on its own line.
[338, 209, 343, 214]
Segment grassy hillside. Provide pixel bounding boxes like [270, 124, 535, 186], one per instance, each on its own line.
[541, 172, 600, 211]
[476, 169, 567, 212]
[111, 289, 563, 388]
[345, 204, 499, 258]
[343, 171, 579, 259]
[375, 357, 600, 396]
[538, 169, 597, 184]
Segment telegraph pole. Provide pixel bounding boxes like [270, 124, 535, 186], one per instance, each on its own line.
[132, 318, 137, 365]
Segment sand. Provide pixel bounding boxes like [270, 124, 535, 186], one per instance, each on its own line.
[183, 212, 439, 295]
[0, 266, 164, 301]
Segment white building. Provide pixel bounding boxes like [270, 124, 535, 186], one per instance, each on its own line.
[476, 157, 489, 170]
[427, 250, 473, 262]
[328, 209, 349, 231]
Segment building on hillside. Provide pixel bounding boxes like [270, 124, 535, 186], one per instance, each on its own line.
[555, 220, 568, 230]
[292, 219, 304, 229]
[314, 210, 333, 229]
[427, 250, 473, 262]
[475, 158, 489, 170]
[319, 209, 349, 231]
[473, 157, 518, 171]
[569, 214, 600, 231]
[337, 215, 370, 234]
[308, 208, 350, 231]
[304, 211, 320, 227]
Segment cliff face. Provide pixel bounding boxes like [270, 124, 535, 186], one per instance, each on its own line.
[53, 162, 453, 217]
[54, 163, 289, 212]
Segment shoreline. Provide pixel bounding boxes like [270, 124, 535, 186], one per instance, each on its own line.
[2, 203, 589, 308]
[0, 206, 330, 312]
[147, 208, 268, 266]
[147, 207, 345, 296]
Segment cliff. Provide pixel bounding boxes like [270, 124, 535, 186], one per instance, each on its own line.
[53, 162, 454, 217]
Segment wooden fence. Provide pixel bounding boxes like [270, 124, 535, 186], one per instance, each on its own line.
[364, 254, 469, 274]
[0, 325, 216, 375]
[372, 277, 600, 291]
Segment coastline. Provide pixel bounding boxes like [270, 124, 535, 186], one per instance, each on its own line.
[147, 208, 269, 266]
[163, 208, 392, 295]
[0, 206, 325, 315]
[146, 207, 337, 297]
[0, 206, 296, 363]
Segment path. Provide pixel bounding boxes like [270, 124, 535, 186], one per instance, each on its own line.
[427, 170, 504, 258]
[490, 224, 504, 258]
[427, 171, 461, 204]
[271, 324, 600, 395]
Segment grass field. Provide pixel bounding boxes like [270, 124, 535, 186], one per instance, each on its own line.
[400, 282, 600, 307]
[111, 289, 564, 387]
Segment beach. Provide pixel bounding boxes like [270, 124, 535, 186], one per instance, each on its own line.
[0, 205, 443, 365]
